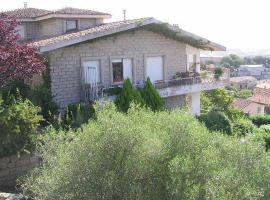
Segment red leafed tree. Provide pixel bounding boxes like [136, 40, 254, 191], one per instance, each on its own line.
[0, 14, 45, 88]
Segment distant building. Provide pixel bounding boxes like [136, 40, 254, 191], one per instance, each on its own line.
[230, 76, 257, 90]
[238, 65, 269, 79]
[234, 98, 264, 116]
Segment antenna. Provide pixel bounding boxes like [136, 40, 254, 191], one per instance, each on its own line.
[123, 9, 126, 21]
[24, 2, 28, 8]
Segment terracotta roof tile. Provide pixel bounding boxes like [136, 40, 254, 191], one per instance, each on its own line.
[234, 98, 253, 109]
[1, 7, 110, 19]
[2, 8, 50, 19]
[249, 94, 270, 105]
[29, 18, 151, 48]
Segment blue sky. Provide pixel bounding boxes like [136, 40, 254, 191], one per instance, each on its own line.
[1, 0, 269, 49]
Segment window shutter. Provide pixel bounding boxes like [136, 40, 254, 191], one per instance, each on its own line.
[123, 59, 133, 81]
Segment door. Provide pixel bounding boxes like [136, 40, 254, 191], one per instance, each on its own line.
[146, 56, 164, 82]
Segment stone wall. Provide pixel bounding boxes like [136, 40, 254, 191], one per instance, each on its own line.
[47, 29, 189, 109]
[164, 95, 186, 109]
[0, 154, 41, 189]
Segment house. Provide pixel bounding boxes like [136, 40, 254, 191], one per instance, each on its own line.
[230, 76, 257, 90]
[238, 64, 269, 79]
[233, 98, 264, 116]
[2, 7, 228, 116]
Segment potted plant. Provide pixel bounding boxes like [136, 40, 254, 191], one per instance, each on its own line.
[214, 67, 224, 79]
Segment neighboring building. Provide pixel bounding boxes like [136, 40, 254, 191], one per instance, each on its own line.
[230, 76, 257, 90]
[2, 7, 228, 116]
[238, 64, 269, 79]
[233, 98, 264, 116]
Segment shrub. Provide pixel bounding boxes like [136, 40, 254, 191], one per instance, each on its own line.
[238, 89, 253, 99]
[0, 96, 43, 157]
[233, 118, 256, 137]
[214, 67, 223, 79]
[62, 103, 95, 130]
[140, 77, 165, 111]
[252, 129, 270, 151]
[250, 115, 270, 127]
[199, 108, 233, 135]
[115, 78, 144, 112]
[21, 102, 270, 199]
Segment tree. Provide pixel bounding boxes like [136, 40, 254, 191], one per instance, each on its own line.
[0, 14, 45, 88]
[140, 77, 165, 111]
[220, 54, 243, 68]
[115, 78, 144, 112]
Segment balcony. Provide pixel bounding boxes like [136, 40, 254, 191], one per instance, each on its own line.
[82, 68, 230, 102]
[155, 69, 230, 98]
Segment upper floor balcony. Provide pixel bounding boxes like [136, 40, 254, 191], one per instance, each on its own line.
[82, 68, 230, 102]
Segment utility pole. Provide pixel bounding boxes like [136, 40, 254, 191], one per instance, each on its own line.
[123, 9, 126, 21]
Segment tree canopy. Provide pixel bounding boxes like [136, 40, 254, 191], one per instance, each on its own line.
[0, 14, 45, 88]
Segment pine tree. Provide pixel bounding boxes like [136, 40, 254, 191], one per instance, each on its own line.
[141, 77, 165, 111]
[115, 78, 144, 112]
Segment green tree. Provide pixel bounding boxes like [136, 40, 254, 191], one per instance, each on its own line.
[140, 77, 165, 111]
[238, 89, 253, 99]
[21, 102, 270, 200]
[220, 54, 244, 68]
[115, 78, 144, 112]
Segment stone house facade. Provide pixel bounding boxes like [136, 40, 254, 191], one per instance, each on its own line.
[3, 7, 227, 115]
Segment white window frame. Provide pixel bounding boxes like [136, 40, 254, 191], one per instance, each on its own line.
[82, 60, 101, 84]
[145, 56, 164, 83]
[111, 58, 133, 84]
[16, 25, 25, 39]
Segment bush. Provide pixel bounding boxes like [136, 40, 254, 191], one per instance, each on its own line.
[21, 102, 270, 199]
[233, 118, 256, 137]
[0, 96, 43, 157]
[62, 103, 95, 130]
[238, 89, 253, 99]
[199, 108, 233, 135]
[250, 115, 270, 127]
[140, 77, 165, 111]
[115, 78, 144, 112]
[214, 67, 223, 79]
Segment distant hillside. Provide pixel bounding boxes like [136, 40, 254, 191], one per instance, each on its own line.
[201, 49, 270, 58]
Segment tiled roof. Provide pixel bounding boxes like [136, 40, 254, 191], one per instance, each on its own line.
[1, 7, 110, 19]
[52, 7, 110, 16]
[2, 8, 50, 19]
[230, 76, 257, 83]
[249, 94, 270, 105]
[234, 98, 253, 109]
[29, 18, 153, 49]
[27, 17, 226, 53]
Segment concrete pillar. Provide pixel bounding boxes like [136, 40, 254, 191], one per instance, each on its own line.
[191, 92, 200, 116]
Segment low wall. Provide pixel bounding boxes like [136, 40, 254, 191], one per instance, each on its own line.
[0, 154, 41, 189]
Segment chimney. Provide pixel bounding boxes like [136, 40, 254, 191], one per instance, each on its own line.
[123, 9, 126, 21]
[24, 2, 28, 8]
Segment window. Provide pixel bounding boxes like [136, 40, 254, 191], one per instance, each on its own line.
[16, 25, 25, 39]
[146, 56, 164, 82]
[112, 58, 133, 83]
[83, 61, 100, 84]
[187, 54, 196, 72]
[66, 20, 78, 32]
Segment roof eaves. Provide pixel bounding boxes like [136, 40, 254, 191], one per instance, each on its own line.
[39, 18, 157, 53]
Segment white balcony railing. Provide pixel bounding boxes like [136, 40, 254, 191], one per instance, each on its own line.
[82, 69, 230, 102]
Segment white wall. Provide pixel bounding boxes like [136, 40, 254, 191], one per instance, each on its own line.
[191, 92, 200, 116]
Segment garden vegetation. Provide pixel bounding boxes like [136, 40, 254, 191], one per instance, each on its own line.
[21, 102, 270, 200]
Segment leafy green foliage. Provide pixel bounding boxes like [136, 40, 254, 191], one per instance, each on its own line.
[233, 118, 256, 137]
[140, 77, 165, 111]
[250, 115, 270, 127]
[115, 78, 144, 112]
[0, 95, 43, 157]
[220, 54, 244, 68]
[21, 102, 270, 199]
[238, 89, 253, 99]
[252, 128, 270, 151]
[199, 108, 233, 135]
[61, 103, 95, 130]
[214, 67, 223, 79]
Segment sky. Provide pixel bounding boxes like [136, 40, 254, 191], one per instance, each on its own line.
[0, 0, 269, 49]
